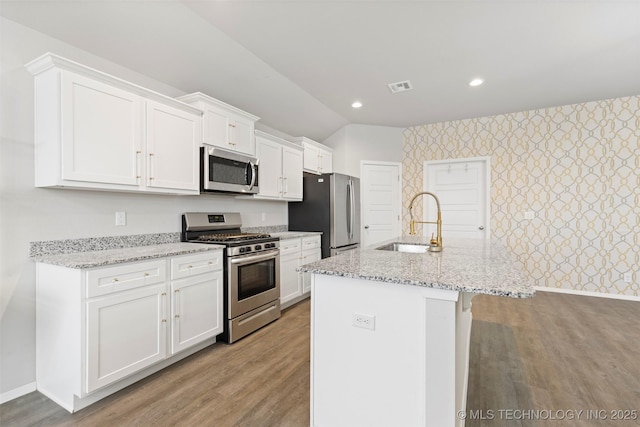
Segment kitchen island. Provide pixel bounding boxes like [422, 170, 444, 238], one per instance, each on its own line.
[299, 237, 533, 427]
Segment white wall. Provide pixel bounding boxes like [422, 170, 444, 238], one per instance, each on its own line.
[323, 124, 404, 177]
[0, 17, 288, 398]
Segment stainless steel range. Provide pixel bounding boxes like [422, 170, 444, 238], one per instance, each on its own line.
[181, 212, 280, 343]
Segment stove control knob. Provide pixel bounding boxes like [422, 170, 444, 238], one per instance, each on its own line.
[255, 245, 262, 250]
[239, 247, 247, 253]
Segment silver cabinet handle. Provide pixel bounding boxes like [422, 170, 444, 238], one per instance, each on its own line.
[479, 226, 485, 230]
[364, 225, 370, 229]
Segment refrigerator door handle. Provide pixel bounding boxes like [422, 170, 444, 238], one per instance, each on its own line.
[348, 179, 355, 240]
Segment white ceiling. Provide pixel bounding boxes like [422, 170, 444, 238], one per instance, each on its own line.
[2, 1, 639, 142]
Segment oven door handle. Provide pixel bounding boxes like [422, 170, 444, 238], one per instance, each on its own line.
[230, 249, 279, 265]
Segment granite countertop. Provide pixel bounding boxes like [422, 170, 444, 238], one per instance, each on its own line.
[272, 231, 323, 240]
[298, 236, 534, 298]
[31, 242, 223, 269]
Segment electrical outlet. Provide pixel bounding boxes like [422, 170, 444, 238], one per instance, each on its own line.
[352, 313, 375, 331]
[623, 272, 632, 283]
[115, 211, 126, 226]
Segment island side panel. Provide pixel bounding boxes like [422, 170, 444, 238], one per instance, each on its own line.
[310, 273, 462, 427]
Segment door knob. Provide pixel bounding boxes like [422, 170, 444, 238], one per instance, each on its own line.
[364, 225, 369, 229]
[478, 226, 485, 230]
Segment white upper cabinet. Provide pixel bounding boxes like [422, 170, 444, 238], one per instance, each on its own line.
[177, 92, 259, 156]
[292, 137, 333, 175]
[255, 130, 303, 201]
[59, 72, 142, 187]
[145, 100, 200, 192]
[26, 53, 202, 195]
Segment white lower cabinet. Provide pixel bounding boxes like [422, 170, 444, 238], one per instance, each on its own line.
[86, 283, 168, 393]
[301, 237, 322, 294]
[279, 235, 321, 309]
[279, 238, 303, 307]
[170, 272, 223, 354]
[35, 250, 223, 412]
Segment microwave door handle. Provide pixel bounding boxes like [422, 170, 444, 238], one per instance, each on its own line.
[247, 162, 257, 190]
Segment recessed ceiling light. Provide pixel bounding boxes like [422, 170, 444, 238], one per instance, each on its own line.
[351, 101, 363, 109]
[469, 78, 484, 87]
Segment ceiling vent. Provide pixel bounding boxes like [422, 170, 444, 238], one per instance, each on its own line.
[387, 80, 413, 94]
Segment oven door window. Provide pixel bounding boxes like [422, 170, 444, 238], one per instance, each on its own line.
[210, 156, 252, 186]
[237, 258, 276, 300]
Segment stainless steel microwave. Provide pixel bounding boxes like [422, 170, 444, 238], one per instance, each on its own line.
[201, 146, 259, 195]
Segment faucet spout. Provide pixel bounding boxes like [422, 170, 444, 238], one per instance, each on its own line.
[408, 191, 443, 252]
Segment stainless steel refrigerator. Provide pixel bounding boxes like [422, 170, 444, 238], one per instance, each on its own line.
[288, 173, 360, 258]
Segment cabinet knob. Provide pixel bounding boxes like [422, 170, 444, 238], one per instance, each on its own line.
[364, 225, 370, 229]
[113, 278, 119, 282]
[144, 272, 149, 277]
[187, 265, 193, 268]
[175, 315, 180, 319]
[162, 319, 167, 323]
[478, 226, 485, 230]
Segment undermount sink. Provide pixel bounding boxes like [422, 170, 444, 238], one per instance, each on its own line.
[375, 242, 431, 253]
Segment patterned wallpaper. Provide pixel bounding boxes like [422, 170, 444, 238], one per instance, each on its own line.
[403, 95, 639, 296]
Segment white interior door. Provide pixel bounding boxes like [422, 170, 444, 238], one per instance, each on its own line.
[361, 161, 402, 248]
[423, 157, 490, 239]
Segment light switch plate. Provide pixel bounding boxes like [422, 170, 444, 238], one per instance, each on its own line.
[115, 211, 126, 226]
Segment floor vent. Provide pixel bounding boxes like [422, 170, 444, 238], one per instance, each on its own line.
[387, 80, 413, 93]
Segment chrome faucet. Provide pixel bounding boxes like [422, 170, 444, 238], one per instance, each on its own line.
[408, 191, 443, 252]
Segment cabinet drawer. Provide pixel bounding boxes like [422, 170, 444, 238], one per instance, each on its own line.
[86, 260, 166, 298]
[279, 238, 302, 256]
[171, 251, 223, 280]
[302, 236, 321, 250]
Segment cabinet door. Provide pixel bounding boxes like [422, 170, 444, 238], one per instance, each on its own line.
[171, 271, 223, 354]
[303, 143, 320, 173]
[230, 116, 255, 155]
[318, 148, 333, 174]
[86, 284, 167, 393]
[61, 72, 142, 186]
[145, 101, 200, 193]
[202, 105, 231, 149]
[280, 239, 302, 305]
[282, 146, 303, 201]
[301, 249, 321, 294]
[255, 137, 283, 198]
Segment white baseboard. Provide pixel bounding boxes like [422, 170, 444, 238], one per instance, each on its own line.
[0, 382, 36, 404]
[535, 286, 640, 302]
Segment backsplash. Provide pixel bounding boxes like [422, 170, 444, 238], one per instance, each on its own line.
[403, 95, 639, 296]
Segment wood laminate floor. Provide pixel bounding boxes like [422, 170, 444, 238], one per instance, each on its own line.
[1, 292, 638, 427]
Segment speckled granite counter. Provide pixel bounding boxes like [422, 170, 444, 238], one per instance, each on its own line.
[299, 236, 533, 298]
[30, 233, 223, 269]
[271, 231, 323, 240]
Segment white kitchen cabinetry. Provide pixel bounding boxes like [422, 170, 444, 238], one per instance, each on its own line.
[292, 137, 333, 174]
[177, 92, 259, 156]
[300, 236, 322, 293]
[35, 250, 223, 412]
[279, 238, 303, 307]
[25, 53, 201, 195]
[145, 101, 200, 192]
[86, 281, 167, 393]
[255, 130, 303, 201]
[170, 252, 224, 354]
[279, 235, 321, 309]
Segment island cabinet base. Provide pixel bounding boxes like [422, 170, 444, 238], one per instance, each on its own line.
[311, 274, 474, 427]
